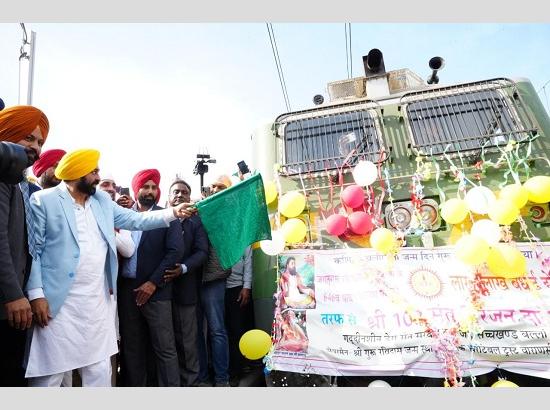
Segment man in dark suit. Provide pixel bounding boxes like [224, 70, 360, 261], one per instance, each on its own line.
[0, 105, 49, 386]
[117, 169, 184, 386]
[164, 179, 208, 386]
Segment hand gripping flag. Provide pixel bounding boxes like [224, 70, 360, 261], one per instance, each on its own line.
[196, 173, 272, 269]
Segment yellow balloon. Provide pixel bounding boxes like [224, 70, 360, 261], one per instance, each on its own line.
[524, 175, 550, 204]
[264, 181, 278, 204]
[281, 218, 307, 244]
[487, 199, 520, 225]
[454, 235, 490, 265]
[499, 184, 528, 209]
[440, 198, 469, 225]
[491, 379, 519, 388]
[279, 191, 306, 218]
[239, 329, 272, 360]
[370, 228, 396, 254]
[487, 243, 527, 278]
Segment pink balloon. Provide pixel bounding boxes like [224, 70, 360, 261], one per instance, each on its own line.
[348, 211, 374, 235]
[341, 185, 365, 208]
[326, 214, 348, 236]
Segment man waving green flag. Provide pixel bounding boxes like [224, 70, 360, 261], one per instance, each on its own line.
[196, 173, 271, 269]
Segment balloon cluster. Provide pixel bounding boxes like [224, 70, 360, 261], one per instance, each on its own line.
[325, 160, 379, 237]
[440, 176, 550, 276]
[260, 185, 308, 255]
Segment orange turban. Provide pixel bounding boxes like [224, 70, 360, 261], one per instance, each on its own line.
[55, 149, 100, 180]
[132, 169, 161, 203]
[0, 105, 49, 143]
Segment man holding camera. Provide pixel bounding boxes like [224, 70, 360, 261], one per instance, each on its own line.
[0, 105, 49, 386]
[117, 169, 183, 386]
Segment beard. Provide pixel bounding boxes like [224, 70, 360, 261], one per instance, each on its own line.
[77, 177, 97, 195]
[287, 267, 297, 275]
[25, 147, 39, 166]
[138, 194, 156, 208]
[41, 174, 61, 189]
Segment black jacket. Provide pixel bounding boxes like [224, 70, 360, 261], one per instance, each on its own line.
[0, 183, 31, 319]
[118, 205, 184, 302]
[172, 214, 208, 305]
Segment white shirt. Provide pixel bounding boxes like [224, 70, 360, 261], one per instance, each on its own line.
[25, 192, 118, 378]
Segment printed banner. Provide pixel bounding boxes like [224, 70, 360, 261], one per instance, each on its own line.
[271, 244, 550, 379]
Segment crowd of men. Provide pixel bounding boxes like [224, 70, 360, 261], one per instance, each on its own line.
[0, 105, 255, 387]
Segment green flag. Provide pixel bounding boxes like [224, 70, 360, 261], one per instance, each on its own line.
[196, 173, 272, 269]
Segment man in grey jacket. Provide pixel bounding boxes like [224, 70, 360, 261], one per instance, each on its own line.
[196, 176, 232, 387]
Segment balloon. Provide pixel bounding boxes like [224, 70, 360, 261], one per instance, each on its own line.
[487, 199, 520, 225]
[341, 185, 365, 208]
[239, 329, 272, 360]
[352, 160, 378, 186]
[491, 379, 519, 388]
[326, 214, 348, 236]
[279, 191, 306, 218]
[465, 186, 496, 215]
[368, 380, 391, 387]
[454, 235, 490, 265]
[370, 228, 396, 254]
[264, 181, 278, 204]
[259, 230, 286, 256]
[487, 243, 527, 278]
[499, 184, 528, 209]
[281, 218, 307, 244]
[523, 175, 550, 204]
[440, 198, 469, 225]
[470, 219, 501, 246]
[347, 211, 374, 235]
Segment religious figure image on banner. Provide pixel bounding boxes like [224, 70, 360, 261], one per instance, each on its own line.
[275, 309, 309, 353]
[279, 255, 316, 309]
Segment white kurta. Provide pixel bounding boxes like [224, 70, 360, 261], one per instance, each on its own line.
[26, 197, 118, 378]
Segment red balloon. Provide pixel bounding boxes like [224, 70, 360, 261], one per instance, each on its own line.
[348, 211, 374, 235]
[326, 214, 347, 236]
[341, 185, 365, 208]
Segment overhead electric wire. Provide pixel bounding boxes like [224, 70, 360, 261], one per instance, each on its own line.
[345, 24, 350, 78]
[348, 23, 352, 78]
[536, 79, 550, 94]
[266, 23, 292, 112]
[536, 79, 550, 114]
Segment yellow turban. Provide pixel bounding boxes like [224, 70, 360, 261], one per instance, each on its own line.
[55, 149, 100, 180]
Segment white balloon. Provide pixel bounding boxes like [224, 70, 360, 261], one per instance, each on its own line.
[368, 380, 391, 387]
[465, 186, 496, 215]
[471, 219, 502, 246]
[352, 160, 378, 186]
[259, 230, 286, 256]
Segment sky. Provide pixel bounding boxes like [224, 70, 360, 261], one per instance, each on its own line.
[1, 23, 549, 202]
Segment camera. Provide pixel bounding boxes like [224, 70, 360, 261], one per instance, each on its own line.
[237, 160, 250, 175]
[0, 141, 32, 184]
[193, 152, 217, 195]
[119, 187, 130, 197]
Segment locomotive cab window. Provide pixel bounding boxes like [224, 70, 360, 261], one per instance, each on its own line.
[278, 107, 384, 174]
[402, 81, 536, 156]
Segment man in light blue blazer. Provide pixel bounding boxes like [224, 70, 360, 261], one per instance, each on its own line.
[24, 148, 195, 387]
